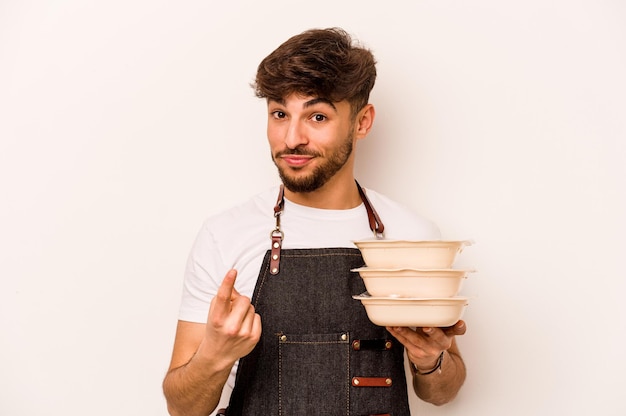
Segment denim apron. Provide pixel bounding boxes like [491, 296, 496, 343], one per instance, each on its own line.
[226, 184, 411, 416]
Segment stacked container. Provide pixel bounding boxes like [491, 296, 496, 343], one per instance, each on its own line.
[352, 240, 473, 327]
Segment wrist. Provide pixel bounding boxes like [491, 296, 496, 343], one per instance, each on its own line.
[195, 340, 237, 373]
[411, 351, 445, 376]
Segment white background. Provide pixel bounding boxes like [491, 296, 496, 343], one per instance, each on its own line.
[1, 1, 625, 415]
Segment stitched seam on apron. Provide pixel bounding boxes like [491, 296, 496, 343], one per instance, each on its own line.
[278, 338, 283, 416]
[346, 340, 350, 415]
[253, 258, 271, 307]
[280, 253, 363, 259]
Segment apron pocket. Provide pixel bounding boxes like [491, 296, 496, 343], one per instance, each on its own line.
[278, 332, 350, 416]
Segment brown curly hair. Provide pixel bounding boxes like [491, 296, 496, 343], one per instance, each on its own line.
[253, 28, 377, 118]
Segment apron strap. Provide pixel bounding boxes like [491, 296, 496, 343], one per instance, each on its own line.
[269, 185, 285, 275]
[355, 181, 385, 238]
[269, 181, 385, 275]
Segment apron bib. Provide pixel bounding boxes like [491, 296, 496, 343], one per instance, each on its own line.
[226, 184, 410, 416]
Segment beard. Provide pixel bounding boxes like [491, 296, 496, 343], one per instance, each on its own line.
[273, 131, 354, 193]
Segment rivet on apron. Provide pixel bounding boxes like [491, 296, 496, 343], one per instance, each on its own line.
[385, 341, 393, 350]
[352, 377, 360, 386]
[273, 241, 280, 249]
[341, 333, 347, 341]
[280, 335, 287, 342]
[386, 378, 392, 385]
[272, 267, 278, 274]
[352, 340, 361, 350]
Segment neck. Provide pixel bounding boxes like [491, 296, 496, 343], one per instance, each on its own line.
[283, 176, 361, 209]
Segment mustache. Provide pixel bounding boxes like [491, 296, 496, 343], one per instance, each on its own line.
[274, 147, 321, 158]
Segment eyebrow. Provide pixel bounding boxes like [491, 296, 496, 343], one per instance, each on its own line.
[270, 97, 337, 112]
[303, 97, 337, 111]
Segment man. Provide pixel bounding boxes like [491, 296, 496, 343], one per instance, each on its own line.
[163, 27, 466, 416]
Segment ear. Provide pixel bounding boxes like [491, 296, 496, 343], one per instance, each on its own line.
[354, 104, 375, 140]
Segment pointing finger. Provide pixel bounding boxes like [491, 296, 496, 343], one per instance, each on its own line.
[211, 269, 238, 318]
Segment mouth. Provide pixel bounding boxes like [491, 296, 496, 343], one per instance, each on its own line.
[280, 154, 314, 168]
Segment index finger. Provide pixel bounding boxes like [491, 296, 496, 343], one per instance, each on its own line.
[212, 269, 239, 315]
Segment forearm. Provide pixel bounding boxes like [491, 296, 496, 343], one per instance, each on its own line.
[411, 349, 466, 406]
[163, 350, 233, 416]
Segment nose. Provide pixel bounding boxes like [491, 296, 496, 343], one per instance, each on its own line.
[284, 119, 308, 149]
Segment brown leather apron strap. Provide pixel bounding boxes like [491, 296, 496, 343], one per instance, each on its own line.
[269, 185, 285, 275]
[273, 184, 285, 216]
[355, 181, 385, 238]
[351, 376, 393, 387]
[352, 338, 393, 351]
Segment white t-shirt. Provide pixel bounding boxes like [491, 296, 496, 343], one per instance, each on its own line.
[178, 185, 441, 393]
[179, 185, 440, 323]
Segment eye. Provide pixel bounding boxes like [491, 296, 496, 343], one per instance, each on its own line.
[271, 110, 287, 119]
[312, 113, 327, 122]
